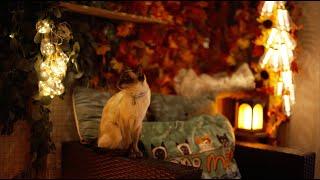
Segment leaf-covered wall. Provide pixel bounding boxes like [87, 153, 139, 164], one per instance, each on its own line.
[72, 1, 263, 94]
[67, 1, 300, 94]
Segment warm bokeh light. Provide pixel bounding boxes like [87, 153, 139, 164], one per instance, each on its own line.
[258, 1, 296, 116]
[238, 103, 264, 131]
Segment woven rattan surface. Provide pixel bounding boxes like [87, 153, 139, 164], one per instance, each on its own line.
[62, 141, 202, 179]
[0, 121, 30, 179]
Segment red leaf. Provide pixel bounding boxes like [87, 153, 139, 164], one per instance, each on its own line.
[252, 45, 265, 57]
[126, 53, 139, 68]
[116, 23, 135, 37]
[119, 41, 128, 55]
[183, 6, 207, 25]
[291, 61, 299, 73]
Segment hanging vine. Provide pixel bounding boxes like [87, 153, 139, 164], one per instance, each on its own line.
[0, 1, 80, 176]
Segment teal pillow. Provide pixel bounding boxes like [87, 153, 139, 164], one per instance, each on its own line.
[72, 87, 111, 143]
[147, 93, 215, 122]
[140, 114, 241, 179]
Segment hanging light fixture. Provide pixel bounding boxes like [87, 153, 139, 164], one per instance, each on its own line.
[35, 19, 74, 99]
[258, 1, 297, 116]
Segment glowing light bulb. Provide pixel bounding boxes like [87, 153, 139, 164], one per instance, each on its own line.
[280, 44, 290, 71]
[271, 49, 280, 71]
[281, 31, 296, 50]
[40, 38, 55, 56]
[283, 95, 291, 116]
[36, 19, 52, 34]
[39, 80, 51, 97]
[266, 28, 279, 48]
[276, 9, 291, 31]
[56, 50, 69, 63]
[260, 48, 274, 68]
[276, 81, 283, 96]
[261, 1, 276, 17]
[39, 71, 49, 81]
[281, 70, 293, 88]
[289, 84, 295, 104]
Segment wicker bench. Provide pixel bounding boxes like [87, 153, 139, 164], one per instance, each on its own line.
[61, 141, 202, 179]
[235, 141, 316, 179]
[62, 141, 316, 179]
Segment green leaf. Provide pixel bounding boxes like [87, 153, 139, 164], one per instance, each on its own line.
[53, 8, 62, 18]
[34, 32, 42, 44]
[34, 54, 43, 74]
[72, 41, 80, 53]
[74, 71, 84, 79]
[39, 96, 52, 106]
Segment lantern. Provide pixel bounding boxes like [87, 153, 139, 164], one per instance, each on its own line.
[236, 101, 265, 131]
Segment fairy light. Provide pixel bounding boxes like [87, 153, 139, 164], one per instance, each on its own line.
[40, 38, 55, 56]
[258, 1, 297, 116]
[36, 19, 52, 34]
[283, 95, 291, 116]
[260, 1, 276, 17]
[276, 82, 283, 96]
[276, 9, 291, 31]
[35, 19, 72, 98]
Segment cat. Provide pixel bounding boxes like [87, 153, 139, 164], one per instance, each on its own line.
[98, 65, 151, 158]
[176, 139, 192, 155]
[195, 134, 214, 153]
[151, 142, 168, 160]
[216, 133, 229, 148]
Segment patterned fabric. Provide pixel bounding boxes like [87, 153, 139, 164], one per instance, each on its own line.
[147, 93, 215, 122]
[72, 87, 215, 143]
[140, 115, 241, 179]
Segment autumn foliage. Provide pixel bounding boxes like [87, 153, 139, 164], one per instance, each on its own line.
[88, 1, 300, 94]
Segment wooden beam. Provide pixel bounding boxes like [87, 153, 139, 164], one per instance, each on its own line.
[58, 2, 170, 24]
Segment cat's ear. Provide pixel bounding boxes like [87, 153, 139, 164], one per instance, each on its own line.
[161, 142, 166, 148]
[185, 139, 189, 144]
[176, 142, 179, 146]
[216, 134, 220, 139]
[151, 144, 155, 149]
[137, 64, 145, 82]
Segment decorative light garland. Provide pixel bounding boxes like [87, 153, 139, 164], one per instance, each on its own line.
[257, 1, 296, 116]
[34, 19, 74, 98]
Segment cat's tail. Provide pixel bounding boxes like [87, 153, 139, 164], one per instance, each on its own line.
[97, 125, 122, 149]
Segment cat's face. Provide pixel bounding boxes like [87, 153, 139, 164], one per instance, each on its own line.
[180, 145, 190, 155]
[118, 66, 145, 89]
[151, 142, 167, 160]
[176, 140, 192, 155]
[216, 133, 229, 147]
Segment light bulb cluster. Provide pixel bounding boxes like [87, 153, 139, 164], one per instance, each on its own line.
[258, 1, 296, 116]
[35, 19, 71, 98]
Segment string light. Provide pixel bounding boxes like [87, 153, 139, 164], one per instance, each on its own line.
[40, 38, 55, 56]
[258, 1, 296, 116]
[35, 19, 74, 98]
[36, 19, 52, 34]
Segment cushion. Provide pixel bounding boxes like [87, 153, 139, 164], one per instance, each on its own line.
[147, 93, 215, 122]
[72, 87, 111, 143]
[72, 86, 215, 143]
[140, 114, 241, 179]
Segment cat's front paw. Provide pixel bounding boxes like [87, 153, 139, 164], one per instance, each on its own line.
[129, 150, 143, 159]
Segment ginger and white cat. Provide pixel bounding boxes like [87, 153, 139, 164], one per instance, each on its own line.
[98, 66, 151, 158]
